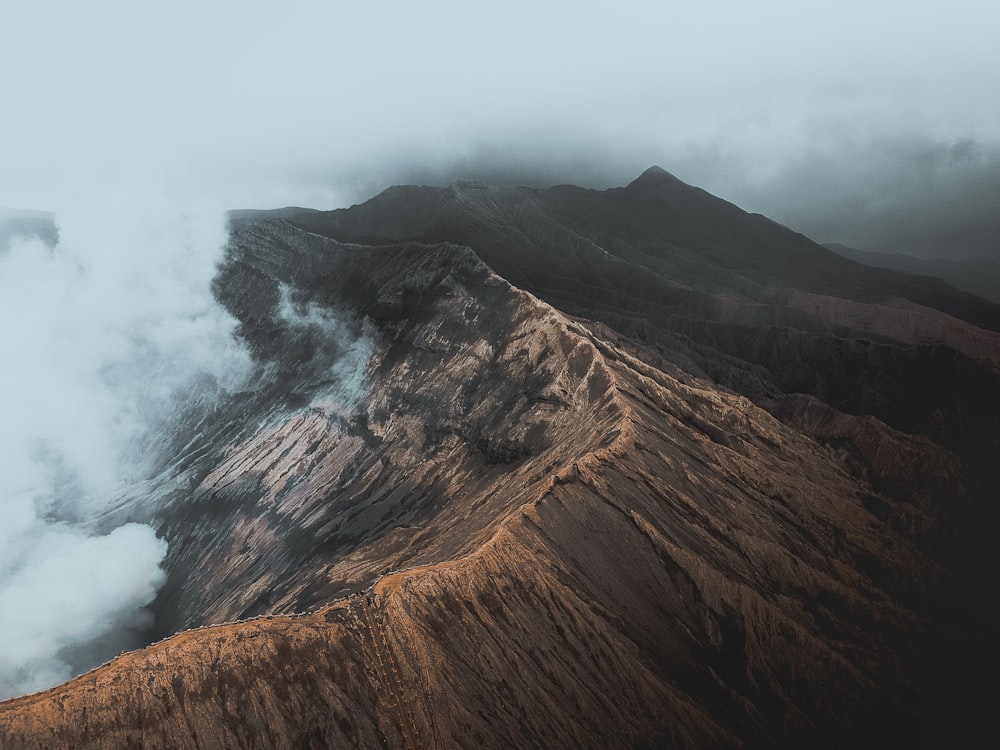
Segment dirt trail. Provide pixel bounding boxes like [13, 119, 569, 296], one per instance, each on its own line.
[358, 596, 424, 749]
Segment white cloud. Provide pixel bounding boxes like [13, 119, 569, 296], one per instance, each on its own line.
[0, 519, 166, 697]
[0, 184, 251, 698]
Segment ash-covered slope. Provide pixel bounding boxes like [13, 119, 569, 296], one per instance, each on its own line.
[293, 167, 1000, 464]
[1, 172, 997, 748]
[151, 221, 629, 634]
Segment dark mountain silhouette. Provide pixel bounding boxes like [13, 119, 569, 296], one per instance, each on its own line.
[2, 170, 997, 749]
[291, 167, 1000, 462]
[826, 241, 1000, 305]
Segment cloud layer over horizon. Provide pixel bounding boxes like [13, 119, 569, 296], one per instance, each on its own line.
[2, 1, 998, 258]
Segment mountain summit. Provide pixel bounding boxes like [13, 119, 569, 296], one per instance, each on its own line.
[2, 170, 997, 749]
[625, 163, 684, 189]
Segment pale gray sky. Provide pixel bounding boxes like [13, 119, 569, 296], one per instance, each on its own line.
[2, 0, 999, 255]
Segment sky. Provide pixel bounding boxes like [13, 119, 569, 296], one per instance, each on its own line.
[1, 0, 999, 700]
[1, 0, 999, 257]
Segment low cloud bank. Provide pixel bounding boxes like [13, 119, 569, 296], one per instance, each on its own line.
[0, 191, 251, 698]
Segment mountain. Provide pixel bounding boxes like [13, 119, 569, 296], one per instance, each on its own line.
[1, 169, 998, 748]
[826, 242, 1000, 305]
[291, 167, 1000, 463]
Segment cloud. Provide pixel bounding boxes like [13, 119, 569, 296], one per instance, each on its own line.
[0, 520, 166, 697]
[4, 3, 999, 215]
[670, 124, 1000, 259]
[0, 187, 251, 698]
[276, 285, 376, 410]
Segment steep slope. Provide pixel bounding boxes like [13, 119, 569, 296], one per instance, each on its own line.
[151, 221, 628, 633]
[0, 217, 972, 749]
[2, 172, 996, 748]
[290, 169, 1000, 464]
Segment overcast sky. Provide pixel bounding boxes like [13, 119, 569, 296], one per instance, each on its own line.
[2, 0, 999, 256]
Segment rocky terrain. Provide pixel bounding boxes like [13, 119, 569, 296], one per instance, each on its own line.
[1, 169, 997, 748]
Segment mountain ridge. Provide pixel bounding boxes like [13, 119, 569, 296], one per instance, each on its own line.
[1, 169, 997, 748]
[0, 231, 947, 745]
[826, 241, 1000, 304]
[287, 170, 1000, 463]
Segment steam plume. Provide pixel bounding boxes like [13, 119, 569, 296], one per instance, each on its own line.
[0, 188, 251, 698]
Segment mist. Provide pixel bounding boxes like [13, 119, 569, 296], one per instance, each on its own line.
[276, 285, 376, 411]
[4, 2, 998, 257]
[0, 190, 251, 698]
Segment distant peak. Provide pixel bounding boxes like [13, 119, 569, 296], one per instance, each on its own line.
[640, 165, 672, 178]
[626, 165, 683, 191]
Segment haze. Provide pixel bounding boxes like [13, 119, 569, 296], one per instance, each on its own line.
[2, 0, 999, 257]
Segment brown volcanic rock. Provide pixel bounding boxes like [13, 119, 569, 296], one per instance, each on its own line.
[289, 171, 1000, 465]
[783, 291, 1000, 369]
[0, 221, 948, 748]
[771, 394, 967, 512]
[152, 222, 629, 632]
[4, 172, 996, 748]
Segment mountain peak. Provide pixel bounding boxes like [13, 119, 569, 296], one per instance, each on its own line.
[627, 165, 683, 189]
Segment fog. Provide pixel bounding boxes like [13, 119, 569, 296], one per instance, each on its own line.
[1, 0, 998, 699]
[0, 189, 251, 698]
[276, 285, 375, 410]
[3, 1, 998, 254]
